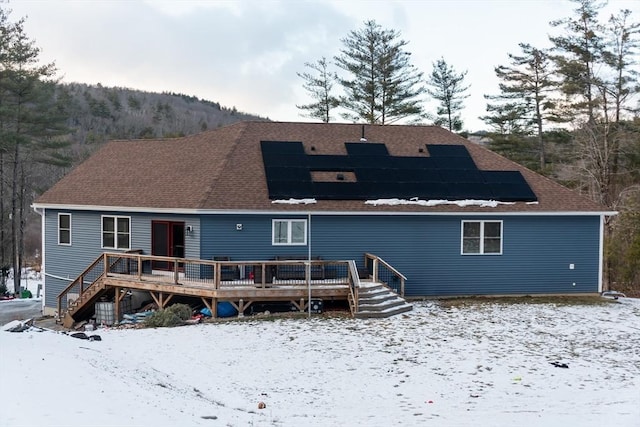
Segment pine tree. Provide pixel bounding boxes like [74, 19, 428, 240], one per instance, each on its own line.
[426, 58, 469, 132]
[549, 0, 605, 122]
[0, 6, 69, 293]
[601, 8, 640, 122]
[334, 20, 425, 124]
[482, 44, 561, 170]
[296, 57, 339, 123]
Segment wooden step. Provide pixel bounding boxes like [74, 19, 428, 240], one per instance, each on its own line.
[355, 303, 413, 319]
[355, 281, 412, 319]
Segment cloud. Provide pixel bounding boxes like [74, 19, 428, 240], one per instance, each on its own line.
[9, 0, 640, 130]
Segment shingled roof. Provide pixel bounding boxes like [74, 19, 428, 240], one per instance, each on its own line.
[34, 121, 609, 214]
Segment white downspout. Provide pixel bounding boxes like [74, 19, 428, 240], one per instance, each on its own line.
[598, 214, 604, 293]
[307, 212, 311, 318]
[33, 206, 45, 309]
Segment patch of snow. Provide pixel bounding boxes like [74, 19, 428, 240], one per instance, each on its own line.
[272, 198, 317, 204]
[1, 299, 639, 426]
[3, 267, 43, 295]
[526, 201, 540, 205]
[365, 198, 516, 208]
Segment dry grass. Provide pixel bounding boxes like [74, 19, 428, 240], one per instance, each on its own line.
[434, 295, 616, 308]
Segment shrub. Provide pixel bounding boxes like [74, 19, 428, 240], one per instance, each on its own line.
[166, 303, 192, 321]
[144, 303, 192, 328]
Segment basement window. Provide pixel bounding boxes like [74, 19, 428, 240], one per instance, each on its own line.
[102, 215, 131, 250]
[461, 220, 502, 255]
[58, 213, 71, 246]
[272, 219, 307, 245]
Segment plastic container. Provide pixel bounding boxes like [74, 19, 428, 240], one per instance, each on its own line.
[95, 297, 132, 325]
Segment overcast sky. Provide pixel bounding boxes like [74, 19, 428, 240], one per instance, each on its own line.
[9, 0, 640, 131]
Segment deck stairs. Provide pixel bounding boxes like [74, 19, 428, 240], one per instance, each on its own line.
[61, 279, 108, 328]
[355, 281, 412, 318]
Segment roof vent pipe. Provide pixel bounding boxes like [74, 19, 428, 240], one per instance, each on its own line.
[360, 125, 367, 142]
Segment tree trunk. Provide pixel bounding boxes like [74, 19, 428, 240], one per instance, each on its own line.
[11, 136, 20, 295]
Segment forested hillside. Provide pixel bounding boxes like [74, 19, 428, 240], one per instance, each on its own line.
[2, 79, 266, 287]
[57, 82, 266, 160]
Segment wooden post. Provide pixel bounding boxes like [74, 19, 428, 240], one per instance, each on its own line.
[372, 258, 378, 282]
[137, 254, 142, 280]
[212, 298, 218, 318]
[114, 286, 120, 324]
[238, 299, 244, 317]
[174, 260, 179, 284]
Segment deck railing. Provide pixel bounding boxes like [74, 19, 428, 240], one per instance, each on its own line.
[57, 252, 364, 320]
[102, 252, 356, 289]
[364, 253, 407, 296]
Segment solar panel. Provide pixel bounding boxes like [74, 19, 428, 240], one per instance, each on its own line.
[265, 167, 310, 181]
[345, 142, 389, 156]
[427, 144, 470, 157]
[308, 155, 352, 170]
[491, 183, 537, 201]
[448, 183, 495, 200]
[261, 140, 306, 154]
[439, 169, 483, 183]
[260, 140, 537, 202]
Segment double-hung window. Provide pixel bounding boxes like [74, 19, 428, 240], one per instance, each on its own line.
[272, 219, 307, 245]
[58, 213, 71, 245]
[102, 216, 131, 250]
[461, 220, 502, 255]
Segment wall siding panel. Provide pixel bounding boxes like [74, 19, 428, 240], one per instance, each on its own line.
[201, 214, 601, 296]
[44, 209, 601, 309]
[43, 209, 200, 308]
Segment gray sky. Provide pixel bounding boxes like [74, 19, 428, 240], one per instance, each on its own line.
[9, 0, 640, 131]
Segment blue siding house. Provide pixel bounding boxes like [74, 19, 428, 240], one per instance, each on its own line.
[33, 122, 613, 315]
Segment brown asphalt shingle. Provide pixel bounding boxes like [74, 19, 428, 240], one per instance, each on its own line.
[34, 121, 609, 213]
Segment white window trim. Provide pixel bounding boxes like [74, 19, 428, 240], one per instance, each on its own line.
[101, 215, 131, 250]
[461, 220, 503, 255]
[272, 219, 307, 246]
[58, 213, 72, 246]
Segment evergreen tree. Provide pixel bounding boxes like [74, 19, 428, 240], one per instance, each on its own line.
[296, 57, 339, 123]
[601, 8, 640, 122]
[549, 0, 605, 122]
[482, 44, 561, 170]
[334, 20, 425, 124]
[0, 6, 69, 292]
[426, 58, 470, 132]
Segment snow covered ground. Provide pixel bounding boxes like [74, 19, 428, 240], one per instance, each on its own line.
[1, 297, 638, 427]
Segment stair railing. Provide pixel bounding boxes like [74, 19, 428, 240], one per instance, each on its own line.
[364, 253, 407, 296]
[347, 260, 360, 315]
[56, 254, 106, 321]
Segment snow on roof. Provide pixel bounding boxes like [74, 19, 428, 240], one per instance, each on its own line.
[364, 198, 516, 208]
[272, 198, 317, 205]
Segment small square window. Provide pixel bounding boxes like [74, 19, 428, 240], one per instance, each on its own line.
[462, 220, 502, 255]
[272, 219, 307, 245]
[102, 216, 131, 250]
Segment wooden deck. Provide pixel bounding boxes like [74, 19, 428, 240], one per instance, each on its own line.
[57, 253, 361, 327]
[57, 252, 408, 327]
